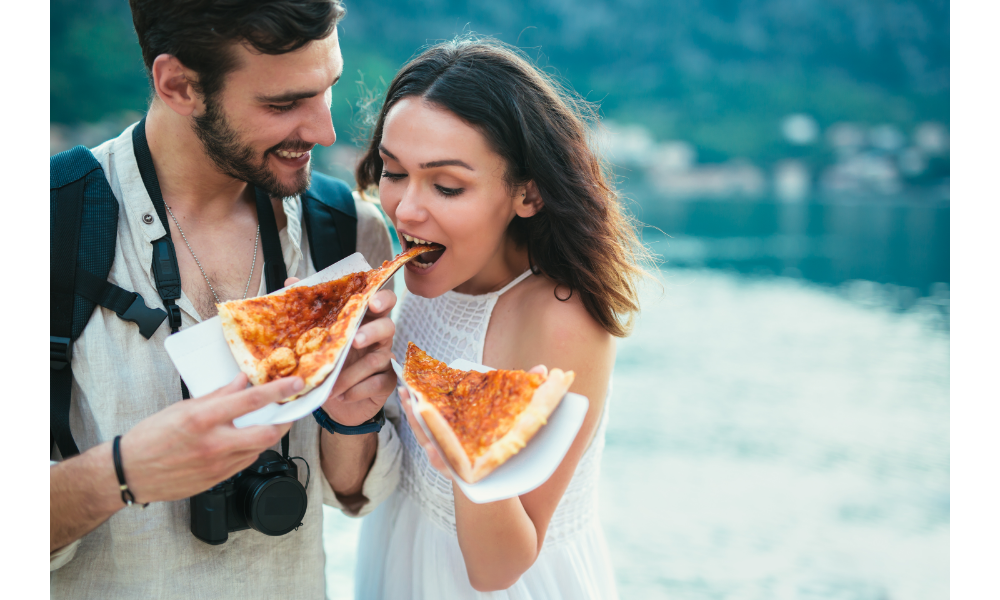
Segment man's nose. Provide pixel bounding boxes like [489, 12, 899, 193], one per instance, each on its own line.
[298, 98, 337, 147]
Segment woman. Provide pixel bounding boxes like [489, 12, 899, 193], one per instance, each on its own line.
[353, 37, 648, 599]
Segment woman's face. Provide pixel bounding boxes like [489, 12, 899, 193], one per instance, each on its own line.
[378, 97, 533, 297]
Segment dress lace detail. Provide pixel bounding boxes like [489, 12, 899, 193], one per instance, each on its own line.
[391, 270, 610, 544]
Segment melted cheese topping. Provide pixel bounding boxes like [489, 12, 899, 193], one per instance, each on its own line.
[403, 342, 544, 461]
[226, 272, 369, 380]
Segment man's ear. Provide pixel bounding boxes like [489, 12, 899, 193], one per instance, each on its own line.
[150, 54, 203, 117]
[514, 181, 543, 218]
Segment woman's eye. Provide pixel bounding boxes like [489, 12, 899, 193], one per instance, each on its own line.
[435, 184, 464, 197]
[381, 170, 406, 181]
[270, 102, 296, 113]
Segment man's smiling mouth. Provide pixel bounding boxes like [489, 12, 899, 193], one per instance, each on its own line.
[401, 233, 446, 269]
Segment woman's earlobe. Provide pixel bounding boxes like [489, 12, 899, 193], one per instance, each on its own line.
[516, 181, 544, 218]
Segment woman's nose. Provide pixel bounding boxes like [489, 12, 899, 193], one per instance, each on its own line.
[393, 182, 427, 224]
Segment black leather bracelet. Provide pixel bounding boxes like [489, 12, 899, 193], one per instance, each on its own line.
[313, 407, 385, 435]
[112, 435, 148, 508]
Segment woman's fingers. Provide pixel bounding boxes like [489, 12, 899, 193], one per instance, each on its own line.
[527, 364, 548, 377]
[283, 277, 301, 287]
[399, 387, 452, 479]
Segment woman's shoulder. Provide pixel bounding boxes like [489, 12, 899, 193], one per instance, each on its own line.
[513, 274, 614, 374]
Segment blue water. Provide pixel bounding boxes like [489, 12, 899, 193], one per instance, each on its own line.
[323, 266, 949, 599]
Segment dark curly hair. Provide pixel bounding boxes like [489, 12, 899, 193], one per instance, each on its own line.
[356, 37, 649, 337]
[129, 0, 345, 100]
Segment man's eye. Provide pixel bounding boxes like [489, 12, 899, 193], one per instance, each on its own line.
[270, 102, 296, 113]
[381, 170, 406, 181]
[435, 184, 464, 197]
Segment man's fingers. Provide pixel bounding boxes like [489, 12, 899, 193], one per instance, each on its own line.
[228, 422, 291, 451]
[353, 315, 395, 349]
[195, 373, 249, 403]
[204, 377, 304, 424]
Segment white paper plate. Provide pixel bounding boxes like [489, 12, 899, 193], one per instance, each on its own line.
[391, 358, 589, 504]
[164, 253, 374, 428]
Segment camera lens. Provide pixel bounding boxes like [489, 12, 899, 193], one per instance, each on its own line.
[243, 477, 307, 536]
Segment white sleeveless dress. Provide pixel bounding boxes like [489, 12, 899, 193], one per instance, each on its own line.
[354, 271, 619, 599]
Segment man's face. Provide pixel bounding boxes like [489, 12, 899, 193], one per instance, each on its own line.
[193, 30, 343, 197]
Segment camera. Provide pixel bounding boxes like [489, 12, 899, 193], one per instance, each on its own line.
[190, 450, 308, 545]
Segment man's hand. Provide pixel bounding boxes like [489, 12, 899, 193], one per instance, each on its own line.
[51, 373, 302, 552]
[120, 373, 302, 503]
[283, 276, 398, 425]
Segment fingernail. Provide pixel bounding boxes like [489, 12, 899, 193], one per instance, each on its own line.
[292, 378, 304, 391]
[355, 332, 367, 345]
[334, 394, 344, 402]
[371, 298, 382, 311]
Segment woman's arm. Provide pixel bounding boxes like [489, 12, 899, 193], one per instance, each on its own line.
[402, 291, 614, 591]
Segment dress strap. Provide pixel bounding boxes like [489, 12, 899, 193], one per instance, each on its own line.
[496, 269, 534, 296]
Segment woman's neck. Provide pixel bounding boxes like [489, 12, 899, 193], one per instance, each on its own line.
[453, 236, 531, 296]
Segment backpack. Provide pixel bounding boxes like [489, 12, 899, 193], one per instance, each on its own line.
[50, 126, 358, 458]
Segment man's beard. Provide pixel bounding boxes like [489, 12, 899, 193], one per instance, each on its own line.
[192, 95, 312, 198]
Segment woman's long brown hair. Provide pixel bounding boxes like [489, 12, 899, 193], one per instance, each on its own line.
[356, 37, 651, 337]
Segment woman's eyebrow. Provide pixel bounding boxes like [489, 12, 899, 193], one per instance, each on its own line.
[378, 145, 475, 171]
[420, 159, 474, 171]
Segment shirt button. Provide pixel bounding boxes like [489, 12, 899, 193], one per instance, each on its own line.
[142, 214, 154, 224]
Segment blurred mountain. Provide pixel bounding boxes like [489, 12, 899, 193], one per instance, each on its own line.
[51, 0, 949, 163]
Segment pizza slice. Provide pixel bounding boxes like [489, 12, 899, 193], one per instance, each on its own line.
[402, 342, 575, 483]
[218, 245, 441, 402]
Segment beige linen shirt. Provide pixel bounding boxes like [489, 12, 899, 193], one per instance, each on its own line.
[50, 123, 402, 599]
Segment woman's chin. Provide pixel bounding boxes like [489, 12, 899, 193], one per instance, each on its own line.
[403, 268, 450, 299]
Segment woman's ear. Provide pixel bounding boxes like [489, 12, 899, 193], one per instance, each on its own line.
[514, 181, 543, 218]
[151, 54, 203, 117]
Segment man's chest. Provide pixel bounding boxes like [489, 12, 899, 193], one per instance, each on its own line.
[171, 221, 267, 318]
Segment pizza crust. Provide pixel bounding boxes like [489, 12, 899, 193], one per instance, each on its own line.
[408, 367, 575, 484]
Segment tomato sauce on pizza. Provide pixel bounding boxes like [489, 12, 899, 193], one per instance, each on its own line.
[404, 343, 545, 461]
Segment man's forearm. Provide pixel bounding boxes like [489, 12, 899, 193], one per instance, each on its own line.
[319, 430, 377, 504]
[50, 442, 124, 553]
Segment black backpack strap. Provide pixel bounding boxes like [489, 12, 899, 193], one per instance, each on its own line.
[255, 188, 289, 452]
[255, 188, 288, 293]
[132, 120, 183, 335]
[300, 172, 358, 271]
[49, 148, 100, 459]
[50, 145, 139, 457]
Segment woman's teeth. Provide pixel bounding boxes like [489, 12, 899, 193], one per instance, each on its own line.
[410, 260, 432, 269]
[276, 150, 307, 159]
[402, 233, 435, 245]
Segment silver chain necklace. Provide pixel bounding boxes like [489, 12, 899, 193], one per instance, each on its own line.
[164, 204, 259, 304]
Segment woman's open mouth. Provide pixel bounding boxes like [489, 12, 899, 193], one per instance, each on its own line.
[401, 233, 446, 270]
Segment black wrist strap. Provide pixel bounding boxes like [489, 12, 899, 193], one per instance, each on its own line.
[313, 407, 385, 435]
[112, 435, 148, 508]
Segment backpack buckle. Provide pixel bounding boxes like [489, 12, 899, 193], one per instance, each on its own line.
[51, 336, 72, 370]
[166, 303, 183, 333]
[121, 293, 168, 339]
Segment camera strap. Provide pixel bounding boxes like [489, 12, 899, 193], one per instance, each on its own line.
[133, 118, 293, 462]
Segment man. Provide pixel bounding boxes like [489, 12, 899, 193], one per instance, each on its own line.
[49, 1, 401, 597]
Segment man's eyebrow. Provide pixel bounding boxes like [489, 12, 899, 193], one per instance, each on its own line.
[255, 74, 341, 103]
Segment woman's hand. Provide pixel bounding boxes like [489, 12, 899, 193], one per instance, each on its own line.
[399, 386, 453, 479]
[397, 364, 548, 481]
